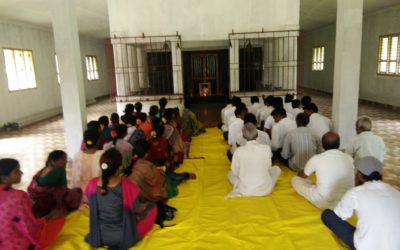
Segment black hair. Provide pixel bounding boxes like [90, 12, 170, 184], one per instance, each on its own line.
[271, 107, 286, 117]
[173, 107, 180, 118]
[46, 150, 67, 166]
[303, 103, 319, 113]
[361, 171, 382, 181]
[292, 99, 301, 109]
[184, 100, 191, 109]
[264, 95, 275, 106]
[296, 113, 309, 127]
[0, 158, 19, 181]
[134, 102, 143, 113]
[159, 97, 168, 109]
[87, 120, 100, 131]
[125, 115, 136, 126]
[149, 105, 159, 116]
[250, 96, 259, 104]
[151, 117, 162, 128]
[244, 113, 257, 125]
[234, 103, 247, 117]
[124, 103, 135, 114]
[84, 129, 100, 149]
[231, 96, 242, 107]
[301, 96, 312, 107]
[273, 97, 284, 109]
[124, 140, 150, 176]
[99, 148, 122, 195]
[137, 112, 147, 122]
[322, 133, 340, 150]
[153, 124, 165, 139]
[163, 108, 174, 123]
[98, 116, 109, 128]
[110, 113, 119, 125]
[112, 124, 128, 146]
[285, 94, 294, 103]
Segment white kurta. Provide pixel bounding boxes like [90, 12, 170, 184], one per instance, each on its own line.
[307, 113, 332, 139]
[346, 131, 386, 163]
[271, 117, 296, 151]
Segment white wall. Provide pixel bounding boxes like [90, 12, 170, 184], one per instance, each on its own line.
[108, 0, 299, 41]
[0, 20, 109, 126]
[303, 4, 400, 107]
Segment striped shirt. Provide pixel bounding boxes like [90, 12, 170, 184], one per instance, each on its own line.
[281, 127, 320, 171]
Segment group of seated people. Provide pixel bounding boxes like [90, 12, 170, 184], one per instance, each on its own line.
[0, 97, 205, 250]
[221, 94, 400, 250]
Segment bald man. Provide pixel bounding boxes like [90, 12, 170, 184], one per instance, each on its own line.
[291, 132, 355, 209]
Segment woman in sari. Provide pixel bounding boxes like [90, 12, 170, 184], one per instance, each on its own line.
[0, 158, 45, 249]
[181, 101, 206, 138]
[72, 129, 104, 190]
[104, 124, 133, 168]
[162, 109, 185, 165]
[85, 148, 157, 250]
[28, 150, 82, 218]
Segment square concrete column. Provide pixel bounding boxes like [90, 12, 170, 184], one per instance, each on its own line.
[171, 41, 183, 94]
[229, 39, 240, 92]
[332, 0, 363, 148]
[137, 45, 149, 89]
[127, 44, 140, 92]
[51, 0, 87, 157]
[113, 43, 131, 96]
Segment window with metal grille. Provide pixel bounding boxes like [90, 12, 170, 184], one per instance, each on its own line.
[3, 48, 37, 91]
[377, 34, 400, 75]
[85, 55, 99, 80]
[312, 46, 324, 71]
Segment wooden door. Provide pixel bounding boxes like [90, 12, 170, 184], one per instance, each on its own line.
[190, 53, 220, 96]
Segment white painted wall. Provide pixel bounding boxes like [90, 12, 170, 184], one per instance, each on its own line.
[0, 20, 109, 126]
[304, 4, 400, 107]
[108, 0, 299, 41]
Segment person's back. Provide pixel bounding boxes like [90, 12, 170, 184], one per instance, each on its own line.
[307, 149, 354, 203]
[282, 127, 319, 171]
[340, 181, 400, 250]
[270, 110, 296, 152]
[231, 141, 273, 196]
[348, 131, 386, 162]
[308, 113, 331, 138]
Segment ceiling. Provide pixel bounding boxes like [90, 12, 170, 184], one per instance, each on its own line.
[0, 0, 399, 39]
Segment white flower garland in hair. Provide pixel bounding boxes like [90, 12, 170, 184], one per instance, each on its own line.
[101, 163, 108, 170]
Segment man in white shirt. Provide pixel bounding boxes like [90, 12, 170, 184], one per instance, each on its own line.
[222, 96, 241, 141]
[281, 113, 319, 171]
[290, 99, 303, 118]
[284, 93, 294, 114]
[257, 95, 275, 128]
[248, 96, 262, 116]
[270, 108, 296, 160]
[321, 156, 400, 250]
[303, 103, 332, 140]
[226, 123, 281, 199]
[292, 132, 354, 209]
[227, 104, 247, 161]
[346, 116, 386, 164]
[236, 113, 271, 147]
[220, 98, 233, 130]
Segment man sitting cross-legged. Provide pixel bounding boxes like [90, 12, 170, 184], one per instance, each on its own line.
[226, 123, 281, 199]
[292, 132, 354, 209]
[321, 156, 400, 250]
[281, 113, 320, 171]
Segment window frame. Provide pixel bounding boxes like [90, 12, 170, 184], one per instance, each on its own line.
[2, 48, 38, 92]
[311, 46, 325, 72]
[85, 55, 100, 81]
[377, 33, 400, 76]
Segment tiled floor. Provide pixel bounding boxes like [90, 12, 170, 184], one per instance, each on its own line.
[0, 89, 399, 190]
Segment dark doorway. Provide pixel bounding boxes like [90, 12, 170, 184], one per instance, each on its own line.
[183, 50, 229, 101]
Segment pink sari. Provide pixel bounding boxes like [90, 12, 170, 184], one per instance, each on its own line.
[0, 184, 45, 250]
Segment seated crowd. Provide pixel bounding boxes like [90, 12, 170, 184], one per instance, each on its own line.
[0, 98, 204, 249]
[221, 93, 400, 249]
[1, 93, 399, 250]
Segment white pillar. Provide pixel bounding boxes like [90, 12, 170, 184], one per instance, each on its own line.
[332, 0, 363, 148]
[51, 0, 87, 157]
[229, 39, 239, 92]
[171, 41, 183, 94]
[137, 45, 149, 89]
[113, 43, 130, 96]
[127, 44, 140, 92]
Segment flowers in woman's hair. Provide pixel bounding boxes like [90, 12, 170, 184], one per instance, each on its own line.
[101, 163, 109, 170]
[86, 140, 93, 145]
[111, 130, 117, 138]
[131, 154, 138, 161]
[100, 188, 107, 194]
[136, 119, 142, 125]
[161, 117, 167, 124]
[151, 130, 157, 138]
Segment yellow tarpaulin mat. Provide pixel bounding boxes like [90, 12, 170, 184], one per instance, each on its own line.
[48, 128, 347, 250]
